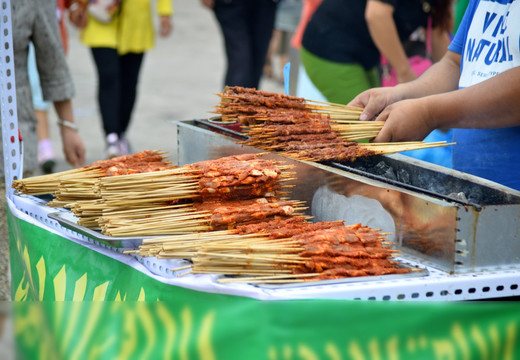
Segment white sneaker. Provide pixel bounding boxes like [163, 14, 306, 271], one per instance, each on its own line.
[118, 133, 132, 155]
[106, 133, 121, 158]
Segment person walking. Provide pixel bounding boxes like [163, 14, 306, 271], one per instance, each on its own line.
[200, 0, 279, 89]
[68, 0, 173, 158]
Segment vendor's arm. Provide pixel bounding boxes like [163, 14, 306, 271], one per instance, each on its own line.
[365, 0, 414, 83]
[54, 100, 86, 167]
[373, 65, 520, 142]
[349, 50, 461, 121]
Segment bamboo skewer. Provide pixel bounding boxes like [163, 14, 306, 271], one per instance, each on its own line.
[303, 98, 364, 112]
[217, 273, 322, 283]
[359, 141, 455, 154]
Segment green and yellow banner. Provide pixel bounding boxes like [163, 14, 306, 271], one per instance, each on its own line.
[8, 208, 520, 360]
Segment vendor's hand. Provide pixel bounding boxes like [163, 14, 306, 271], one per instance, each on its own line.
[200, 0, 215, 9]
[61, 128, 86, 168]
[373, 98, 433, 143]
[348, 87, 400, 121]
[159, 16, 173, 37]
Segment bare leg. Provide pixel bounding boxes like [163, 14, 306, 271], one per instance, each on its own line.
[264, 29, 282, 79]
[36, 110, 49, 141]
[36, 110, 56, 173]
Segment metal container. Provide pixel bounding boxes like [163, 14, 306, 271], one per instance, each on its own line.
[176, 119, 520, 274]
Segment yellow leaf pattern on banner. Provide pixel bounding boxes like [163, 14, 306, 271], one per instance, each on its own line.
[138, 288, 146, 301]
[298, 344, 319, 360]
[54, 266, 67, 301]
[88, 335, 117, 359]
[198, 310, 216, 360]
[325, 342, 342, 360]
[489, 325, 500, 359]
[14, 272, 28, 301]
[432, 339, 456, 358]
[36, 257, 46, 301]
[73, 274, 87, 301]
[267, 347, 277, 360]
[368, 338, 383, 360]
[16, 234, 21, 252]
[92, 281, 109, 301]
[61, 302, 82, 355]
[14, 304, 45, 351]
[386, 336, 399, 360]
[452, 323, 470, 360]
[70, 302, 104, 360]
[23, 246, 33, 289]
[138, 303, 156, 359]
[180, 307, 193, 360]
[505, 323, 517, 360]
[471, 324, 488, 358]
[348, 342, 365, 360]
[283, 345, 293, 359]
[120, 307, 138, 359]
[157, 302, 177, 359]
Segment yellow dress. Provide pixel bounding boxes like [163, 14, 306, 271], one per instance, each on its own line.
[80, 0, 173, 54]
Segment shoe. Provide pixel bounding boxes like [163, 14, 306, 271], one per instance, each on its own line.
[106, 133, 121, 159]
[38, 139, 56, 174]
[40, 159, 56, 174]
[118, 133, 133, 155]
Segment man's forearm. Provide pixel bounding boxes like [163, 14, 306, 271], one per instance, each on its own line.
[426, 66, 520, 130]
[395, 51, 461, 101]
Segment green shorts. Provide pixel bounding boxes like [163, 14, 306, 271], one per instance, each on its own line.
[300, 47, 380, 104]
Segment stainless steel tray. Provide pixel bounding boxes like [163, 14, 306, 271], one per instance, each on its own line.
[48, 211, 146, 249]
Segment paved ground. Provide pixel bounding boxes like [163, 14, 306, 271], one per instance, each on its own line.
[0, 1, 284, 357]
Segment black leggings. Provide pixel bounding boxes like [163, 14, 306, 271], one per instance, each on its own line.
[214, 0, 277, 88]
[91, 48, 144, 136]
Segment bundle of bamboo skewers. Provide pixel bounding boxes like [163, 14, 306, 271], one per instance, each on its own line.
[33, 153, 302, 237]
[127, 216, 417, 284]
[12, 150, 174, 199]
[213, 86, 454, 162]
[215, 85, 364, 124]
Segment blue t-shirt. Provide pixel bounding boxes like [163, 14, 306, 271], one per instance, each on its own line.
[447, 0, 520, 191]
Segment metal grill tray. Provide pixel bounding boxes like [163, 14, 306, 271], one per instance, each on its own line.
[48, 211, 146, 249]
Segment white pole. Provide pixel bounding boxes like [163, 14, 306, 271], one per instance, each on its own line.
[0, 0, 21, 200]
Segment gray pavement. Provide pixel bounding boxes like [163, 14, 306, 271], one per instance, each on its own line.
[48, 0, 284, 173]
